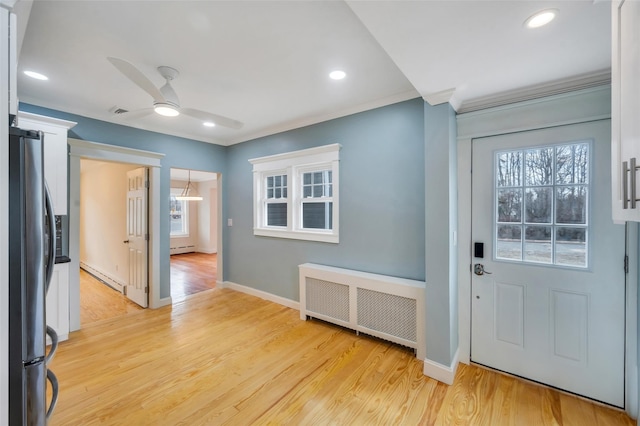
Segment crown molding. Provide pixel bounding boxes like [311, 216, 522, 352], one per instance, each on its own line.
[457, 69, 611, 114]
[423, 88, 457, 108]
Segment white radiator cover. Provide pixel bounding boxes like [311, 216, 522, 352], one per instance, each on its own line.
[299, 263, 425, 360]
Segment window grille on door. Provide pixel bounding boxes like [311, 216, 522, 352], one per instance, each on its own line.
[494, 141, 590, 268]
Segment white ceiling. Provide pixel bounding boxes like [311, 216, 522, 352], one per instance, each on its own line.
[15, 1, 611, 146]
[170, 168, 217, 182]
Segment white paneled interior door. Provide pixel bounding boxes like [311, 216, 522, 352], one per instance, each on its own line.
[471, 120, 626, 407]
[126, 167, 148, 308]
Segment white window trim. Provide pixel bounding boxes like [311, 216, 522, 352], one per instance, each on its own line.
[249, 143, 340, 243]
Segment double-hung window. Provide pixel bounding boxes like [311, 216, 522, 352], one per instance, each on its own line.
[250, 144, 340, 243]
[300, 169, 333, 230]
[265, 173, 288, 227]
[169, 188, 189, 237]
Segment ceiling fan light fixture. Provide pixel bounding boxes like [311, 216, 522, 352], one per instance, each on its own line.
[154, 103, 180, 117]
[525, 9, 557, 29]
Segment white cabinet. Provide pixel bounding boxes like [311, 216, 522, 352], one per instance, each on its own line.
[16, 112, 76, 215]
[612, 0, 640, 222]
[46, 263, 69, 343]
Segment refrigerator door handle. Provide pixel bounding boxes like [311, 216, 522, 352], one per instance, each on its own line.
[45, 325, 58, 366]
[44, 181, 56, 294]
[46, 369, 59, 421]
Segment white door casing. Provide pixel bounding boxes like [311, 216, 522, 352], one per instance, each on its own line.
[126, 167, 148, 308]
[471, 120, 626, 407]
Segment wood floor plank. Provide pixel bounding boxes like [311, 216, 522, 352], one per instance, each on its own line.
[79, 252, 216, 326]
[79, 269, 143, 324]
[49, 286, 635, 425]
[170, 252, 217, 302]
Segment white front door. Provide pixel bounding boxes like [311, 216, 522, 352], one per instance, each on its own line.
[471, 120, 625, 407]
[126, 167, 148, 308]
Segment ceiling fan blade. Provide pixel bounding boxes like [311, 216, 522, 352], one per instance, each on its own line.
[112, 107, 155, 120]
[181, 107, 244, 130]
[107, 57, 165, 104]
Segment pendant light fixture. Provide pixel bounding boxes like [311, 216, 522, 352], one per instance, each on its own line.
[175, 170, 203, 201]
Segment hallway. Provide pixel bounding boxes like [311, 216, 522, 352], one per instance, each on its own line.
[79, 252, 217, 325]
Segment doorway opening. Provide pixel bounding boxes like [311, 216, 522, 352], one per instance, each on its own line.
[169, 168, 219, 302]
[78, 159, 148, 325]
[68, 138, 164, 333]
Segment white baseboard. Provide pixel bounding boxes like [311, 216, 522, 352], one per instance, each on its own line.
[80, 261, 125, 293]
[221, 281, 299, 310]
[197, 247, 217, 254]
[423, 348, 459, 385]
[153, 297, 172, 309]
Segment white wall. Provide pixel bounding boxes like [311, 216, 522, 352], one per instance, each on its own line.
[197, 179, 218, 253]
[80, 160, 139, 288]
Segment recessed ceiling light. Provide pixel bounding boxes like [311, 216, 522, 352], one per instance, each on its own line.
[329, 70, 346, 80]
[525, 9, 557, 29]
[203, 121, 215, 127]
[24, 70, 49, 80]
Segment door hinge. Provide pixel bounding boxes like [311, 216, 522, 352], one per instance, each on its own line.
[145, 234, 149, 241]
[145, 180, 149, 189]
[123, 286, 127, 296]
[624, 255, 629, 274]
[145, 287, 149, 294]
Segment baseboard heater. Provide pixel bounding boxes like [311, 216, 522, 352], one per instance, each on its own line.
[80, 261, 124, 293]
[299, 263, 425, 360]
[170, 245, 196, 255]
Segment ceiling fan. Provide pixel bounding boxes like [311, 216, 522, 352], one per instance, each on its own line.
[107, 57, 243, 130]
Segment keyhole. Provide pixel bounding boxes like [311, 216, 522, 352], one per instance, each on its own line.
[476, 295, 480, 299]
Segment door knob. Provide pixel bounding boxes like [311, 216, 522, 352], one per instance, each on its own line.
[474, 263, 492, 276]
[123, 240, 130, 244]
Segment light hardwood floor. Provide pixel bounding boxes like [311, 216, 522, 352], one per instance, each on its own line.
[79, 252, 217, 325]
[50, 287, 633, 425]
[170, 252, 217, 302]
[79, 269, 142, 325]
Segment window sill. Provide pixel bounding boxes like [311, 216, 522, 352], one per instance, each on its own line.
[170, 234, 189, 239]
[254, 228, 339, 244]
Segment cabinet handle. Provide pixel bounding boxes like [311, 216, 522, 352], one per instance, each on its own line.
[632, 157, 638, 209]
[623, 160, 629, 209]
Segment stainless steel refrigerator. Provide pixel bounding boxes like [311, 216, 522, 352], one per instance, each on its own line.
[8, 126, 59, 425]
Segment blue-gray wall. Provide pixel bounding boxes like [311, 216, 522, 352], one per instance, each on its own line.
[424, 102, 458, 366]
[19, 103, 228, 299]
[22, 98, 456, 367]
[225, 98, 426, 301]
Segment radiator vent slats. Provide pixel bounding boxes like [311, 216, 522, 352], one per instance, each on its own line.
[299, 263, 425, 360]
[306, 278, 350, 322]
[357, 288, 417, 342]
